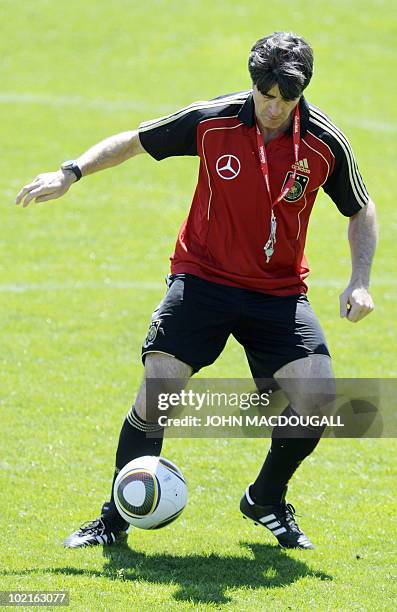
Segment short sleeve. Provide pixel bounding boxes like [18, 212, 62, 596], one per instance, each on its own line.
[138, 103, 202, 160]
[322, 130, 369, 216]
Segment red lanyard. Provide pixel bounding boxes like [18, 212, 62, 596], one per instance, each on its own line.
[255, 105, 301, 262]
[255, 104, 301, 207]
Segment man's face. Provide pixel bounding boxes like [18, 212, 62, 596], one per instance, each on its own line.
[252, 83, 300, 130]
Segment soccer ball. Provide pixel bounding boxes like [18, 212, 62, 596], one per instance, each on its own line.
[113, 456, 188, 529]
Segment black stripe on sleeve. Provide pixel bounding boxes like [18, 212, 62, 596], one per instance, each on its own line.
[138, 93, 249, 161]
[308, 106, 369, 216]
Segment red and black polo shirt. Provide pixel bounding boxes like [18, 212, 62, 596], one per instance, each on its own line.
[138, 91, 369, 295]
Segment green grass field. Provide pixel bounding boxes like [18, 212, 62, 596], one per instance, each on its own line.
[1, 0, 397, 609]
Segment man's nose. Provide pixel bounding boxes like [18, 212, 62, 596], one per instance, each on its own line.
[269, 100, 283, 116]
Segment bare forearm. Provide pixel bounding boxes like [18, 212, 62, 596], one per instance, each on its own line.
[76, 130, 145, 177]
[15, 129, 147, 206]
[348, 198, 378, 289]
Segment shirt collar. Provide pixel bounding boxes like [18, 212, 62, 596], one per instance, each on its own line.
[238, 91, 310, 137]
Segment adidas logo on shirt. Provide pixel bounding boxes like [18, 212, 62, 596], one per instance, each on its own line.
[292, 158, 310, 174]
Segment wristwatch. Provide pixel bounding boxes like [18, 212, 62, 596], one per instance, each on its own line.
[60, 160, 82, 181]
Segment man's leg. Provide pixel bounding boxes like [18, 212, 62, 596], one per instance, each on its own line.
[241, 354, 335, 549]
[250, 354, 335, 504]
[234, 290, 334, 546]
[64, 353, 191, 548]
[103, 352, 192, 527]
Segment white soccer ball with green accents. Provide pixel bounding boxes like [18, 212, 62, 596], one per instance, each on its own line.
[113, 456, 188, 529]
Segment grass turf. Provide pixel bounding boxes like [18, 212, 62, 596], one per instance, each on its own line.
[1, 0, 397, 609]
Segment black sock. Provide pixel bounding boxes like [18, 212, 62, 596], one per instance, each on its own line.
[251, 405, 324, 505]
[102, 407, 164, 528]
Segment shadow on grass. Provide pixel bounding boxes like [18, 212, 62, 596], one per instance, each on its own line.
[0, 541, 332, 604]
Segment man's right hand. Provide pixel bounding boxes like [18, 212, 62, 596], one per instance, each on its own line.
[15, 170, 77, 208]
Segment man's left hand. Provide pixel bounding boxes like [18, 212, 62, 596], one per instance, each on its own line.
[339, 286, 374, 322]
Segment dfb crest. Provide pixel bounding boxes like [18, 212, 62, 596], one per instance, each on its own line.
[282, 172, 309, 202]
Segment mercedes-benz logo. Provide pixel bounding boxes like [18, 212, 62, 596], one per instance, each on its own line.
[216, 154, 241, 180]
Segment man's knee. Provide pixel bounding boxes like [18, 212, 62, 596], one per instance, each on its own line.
[275, 353, 333, 379]
[144, 352, 192, 380]
[135, 353, 192, 421]
[275, 354, 336, 417]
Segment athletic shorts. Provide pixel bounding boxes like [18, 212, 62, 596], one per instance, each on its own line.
[141, 273, 330, 377]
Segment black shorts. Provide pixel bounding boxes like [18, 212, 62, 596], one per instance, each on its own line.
[141, 274, 330, 378]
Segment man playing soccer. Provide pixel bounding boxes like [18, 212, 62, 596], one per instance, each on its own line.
[16, 32, 377, 549]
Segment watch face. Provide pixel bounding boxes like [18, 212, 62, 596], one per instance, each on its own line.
[62, 160, 74, 170]
[61, 160, 81, 180]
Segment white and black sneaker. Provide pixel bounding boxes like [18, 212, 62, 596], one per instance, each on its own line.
[63, 517, 128, 548]
[240, 485, 314, 549]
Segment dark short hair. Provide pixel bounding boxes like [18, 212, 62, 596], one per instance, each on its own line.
[248, 32, 314, 100]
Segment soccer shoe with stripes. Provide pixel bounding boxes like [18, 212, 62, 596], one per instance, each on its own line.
[240, 485, 314, 549]
[63, 518, 128, 548]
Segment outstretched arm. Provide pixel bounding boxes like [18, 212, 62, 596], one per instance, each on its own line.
[15, 130, 146, 207]
[339, 198, 378, 322]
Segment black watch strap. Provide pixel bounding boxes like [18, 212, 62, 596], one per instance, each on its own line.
[61, 160, 82, 181]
